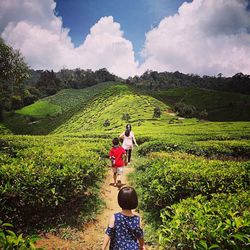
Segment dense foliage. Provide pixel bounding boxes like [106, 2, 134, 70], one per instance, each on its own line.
[0, 221, 41, 250]
[137, 139, 250, 159]
[133, 149, 250, 249]
[0, 136, 110, 229]
[134, 153, 249, 215]
[0, 76, 249, 249]
[0, 38, 30, 118]
[32, 68, 117, 97]
[160, 192, 250, 249]
[127, 70, 250, 94]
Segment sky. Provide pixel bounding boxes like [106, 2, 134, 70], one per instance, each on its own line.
[54, 0, 191, 61]
[1, 0, 250, 78]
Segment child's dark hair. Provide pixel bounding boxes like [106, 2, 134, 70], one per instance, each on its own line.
[118, 186, 138, 210]
[125, 124, 132, 137]
[112, 137, 120, 146]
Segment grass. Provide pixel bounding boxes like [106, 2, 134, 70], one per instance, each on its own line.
[16, 100, 62, 118]
[53, 84, 171, 135]
[3, 83, 250, 135]
[3, 82, 119, 134]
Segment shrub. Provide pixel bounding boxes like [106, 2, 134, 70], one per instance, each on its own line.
[174, 102, 197, 118]
[134, 154, 249, 216]
[153, 107, 161, 118]
[121, 113, 131, 122]
[199, 109, 208, 120]
[0, 221, 41, 249]
[159, 191, 250, 250]
[103, 119, 110, 127]
[137, 139, 250, 159]
[0, 136, 109, 228]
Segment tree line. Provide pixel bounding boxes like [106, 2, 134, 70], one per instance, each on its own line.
[1, 38, 250, 121]
[0, 38, 117, 120]
[126, 70, 250, 94]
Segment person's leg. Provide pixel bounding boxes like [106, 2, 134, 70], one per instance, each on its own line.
[125, 149, 129, 163]
[128, 149, 132, 162]
[112, 168, 117, 185]
[116, 167, 124, 188]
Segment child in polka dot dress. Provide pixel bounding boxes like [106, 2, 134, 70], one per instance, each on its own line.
[102, 187, 146, 250]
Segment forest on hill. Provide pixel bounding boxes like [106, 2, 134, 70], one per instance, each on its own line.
[1, 38, 250, 125]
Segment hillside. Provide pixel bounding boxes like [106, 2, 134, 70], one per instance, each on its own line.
[3, 82, 175, 135]
[2, 82, 250, 136]
[153, 87, 250, 121]
[52, 84, 172, 136]
[1, 81, 250, 250]
[3, 82, 117, 134]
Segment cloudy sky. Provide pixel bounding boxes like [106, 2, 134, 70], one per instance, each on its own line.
[1, 0, 250, 78]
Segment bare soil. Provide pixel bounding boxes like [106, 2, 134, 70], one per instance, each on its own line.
[36, 166, 139, 250]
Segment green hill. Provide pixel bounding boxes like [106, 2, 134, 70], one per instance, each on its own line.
[1, 81, 250, 250]
[2, 82, 250, 135]
[3, 82, 118, 134]
[52, 83, 171, 136]
[154, 87, 250, 121]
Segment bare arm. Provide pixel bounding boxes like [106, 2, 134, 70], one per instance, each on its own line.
[132, 132, 138, 146]
[102, 234, 110, 250]
[138, 216, 146, 250]
[119, 132, 125, 138]
[122, 152, 127, 165]
[102, 215, 115, 250]
[138, 238, 146, 250]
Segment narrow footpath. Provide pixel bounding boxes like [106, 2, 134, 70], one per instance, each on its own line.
[36, 165, 142, 249]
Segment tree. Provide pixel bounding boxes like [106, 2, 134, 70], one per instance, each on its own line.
[103, 119, 110, 127]
[36, 70, 62, 95]
[0, 38, 30, 114]
[153, 107, 161, 118]
[0, 38, 30, 93]
[174, 103, 197, 118]
[122, 113, 131, 122]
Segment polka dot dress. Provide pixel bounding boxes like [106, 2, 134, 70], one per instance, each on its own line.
[105, 212, 144, 250]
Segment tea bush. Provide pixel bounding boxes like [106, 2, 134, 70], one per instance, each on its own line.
[137, 139, 250, 158]
[0, 135, 109, 227]
[159, 191, 250, 250]
[0, 221, 41, 249]
[134, 154, 249, 216]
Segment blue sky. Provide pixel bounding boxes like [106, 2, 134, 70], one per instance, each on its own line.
[55, 0, 191, 61]
[1, 0, 250, 78]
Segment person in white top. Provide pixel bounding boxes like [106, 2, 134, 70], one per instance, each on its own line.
[119, 124, 138, 163]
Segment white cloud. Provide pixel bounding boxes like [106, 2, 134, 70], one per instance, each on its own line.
[140, 0, 250, 76]
[75, 17, 138, 77]
[0, 0, 58, 32]
[0, 1, 138, 78]
[1, 0, 250, 78]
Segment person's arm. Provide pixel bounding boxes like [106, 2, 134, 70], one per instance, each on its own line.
[102, 234, 110, 250]
[138, 238, 146, 250]
[138, 216, 146, 250]
[102, 215, 115, 250]
[122, 151, 127, 166]
[109, 149, 114, 161]
[119, 132, 125, 138]
[132, 132, 138, 146]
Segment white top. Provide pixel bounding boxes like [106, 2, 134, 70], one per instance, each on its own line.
[120, 131, 137, 150]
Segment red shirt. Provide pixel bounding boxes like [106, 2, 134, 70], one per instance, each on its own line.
[109, 146, 126, 168]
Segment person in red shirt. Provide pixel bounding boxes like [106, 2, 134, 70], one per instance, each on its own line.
[109, 137, 127, 188]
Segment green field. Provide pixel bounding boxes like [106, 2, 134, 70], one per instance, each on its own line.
[1, 82, 250, 249]
[16, 100, 62, 117]
[154, 87, 250, 121]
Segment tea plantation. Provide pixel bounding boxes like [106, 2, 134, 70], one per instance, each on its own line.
[0, 82, 249, 249]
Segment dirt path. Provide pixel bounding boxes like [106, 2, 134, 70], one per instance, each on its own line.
[36, 165, 135, 250]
